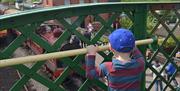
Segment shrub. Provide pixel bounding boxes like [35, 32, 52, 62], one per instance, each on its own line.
[120, 16, 133, 29]
[1, 0, 15, 3]
[158, 36, 180, 54]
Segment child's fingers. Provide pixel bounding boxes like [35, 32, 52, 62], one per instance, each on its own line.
[86, 45, 98, 54]
[87, 45, 97, 48]
[92, 44, 99, 51]
[87, 45, 95, 48]
[86, 45, 94, 51]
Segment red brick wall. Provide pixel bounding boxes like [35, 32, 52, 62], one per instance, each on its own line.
[42, 0, 110, 29]
[70, 0, 79, 4]
[84, 0, 92, 3]
[53, 0, 64, 6]
[0, 10, 3, 15]
[43, 0, 53, 7]
[43, 0, 110, 7]
[98, 0, 108, 2]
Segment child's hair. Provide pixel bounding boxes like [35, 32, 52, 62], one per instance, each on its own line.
[154, 59, 159, 63]
[108, 28, 135, 53]
[69, 35, 80, 45]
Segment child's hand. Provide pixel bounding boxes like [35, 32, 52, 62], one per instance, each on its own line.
[86, 45, 98, 55]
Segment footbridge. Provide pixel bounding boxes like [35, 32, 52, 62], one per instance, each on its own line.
[0, 2, 180, 91]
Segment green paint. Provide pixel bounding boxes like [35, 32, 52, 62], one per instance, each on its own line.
[133, 5, 147, 91]
[0, 2, 179, 91]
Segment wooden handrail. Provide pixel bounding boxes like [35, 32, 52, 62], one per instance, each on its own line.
[0, 38, 158, 68]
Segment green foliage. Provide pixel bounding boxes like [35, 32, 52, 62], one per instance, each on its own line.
[100, 35, 108, 43]
[120, 16, 133, 29]
[158, 36, 180, 54]
[121, 0, 179, 1]
[158, 36, 180, 48]
[122, 0, 157, 1]
[32, 0, 40, 2]
[119, 12, 157, 33]
[146, 12, 157, 33]
[1, 0, 15, 3]
[164, 37, 176, 48]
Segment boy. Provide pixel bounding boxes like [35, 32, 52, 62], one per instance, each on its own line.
[165, 62, 179, 88]
[152, 59, 165, 91]
[86, 28, 145, 91]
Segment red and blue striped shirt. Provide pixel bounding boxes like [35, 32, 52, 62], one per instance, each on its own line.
[86, 48, 145, 91]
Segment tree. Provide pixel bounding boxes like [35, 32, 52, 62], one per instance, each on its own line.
[158, 36, 180, 54]
[120, 15, 133, 29]
[1, 0, 15, 6]
[121, 0, 179, 1]
[1, 0, 15, 3]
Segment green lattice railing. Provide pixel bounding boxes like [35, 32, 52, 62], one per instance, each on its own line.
[0, 2, 180, 91]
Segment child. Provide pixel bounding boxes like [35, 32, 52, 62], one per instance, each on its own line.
[112, 18, 121, 29]
[152, 60, 165, 91]
[86, 28, 145, 91]
[54, 35, 82, 79]
[165, 63, 179, 88]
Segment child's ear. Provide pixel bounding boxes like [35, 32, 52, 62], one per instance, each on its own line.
[109, 47, 113, 51]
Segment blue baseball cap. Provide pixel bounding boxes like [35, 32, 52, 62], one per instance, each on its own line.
[108, 28, 135, 53]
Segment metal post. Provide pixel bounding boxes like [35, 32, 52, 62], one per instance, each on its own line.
[133, 5, 147, 91]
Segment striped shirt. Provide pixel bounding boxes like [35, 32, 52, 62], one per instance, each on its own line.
[86, 48, 145, 91]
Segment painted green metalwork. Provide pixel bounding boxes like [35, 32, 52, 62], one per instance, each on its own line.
[133, 6, 147, 91]
[0, 2, 180, 91]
